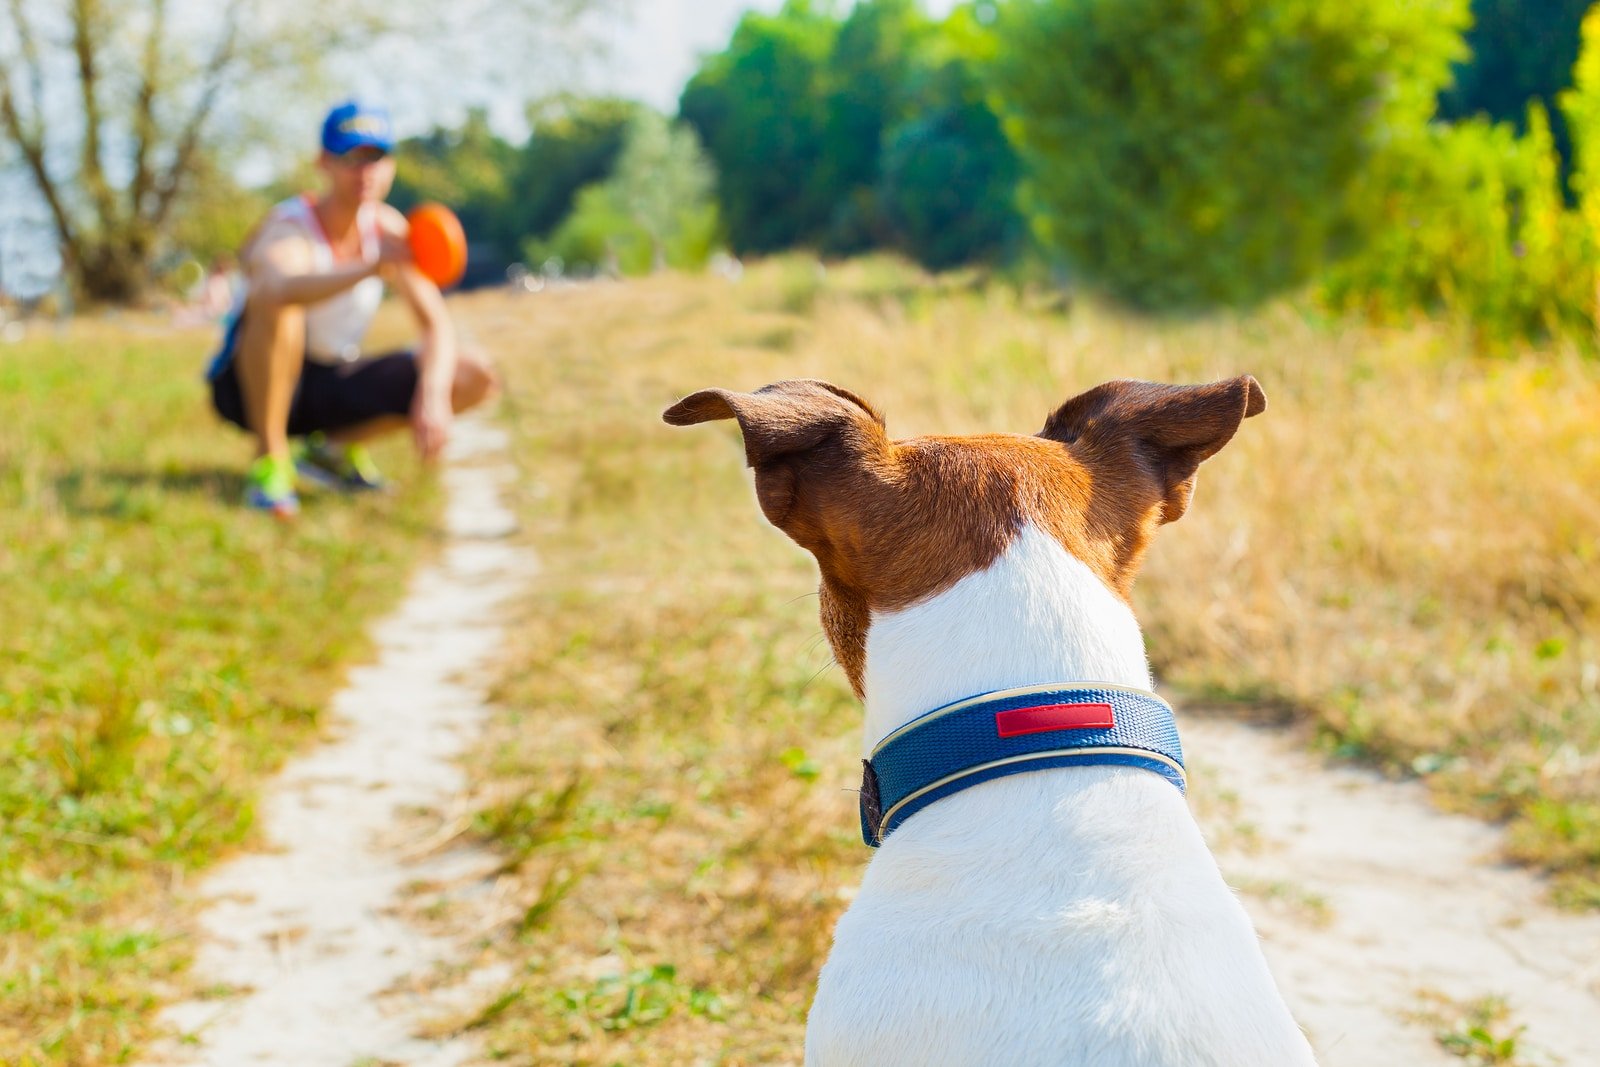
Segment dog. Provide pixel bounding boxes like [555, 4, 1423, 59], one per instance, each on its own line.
[664, 377, 1317, 1067]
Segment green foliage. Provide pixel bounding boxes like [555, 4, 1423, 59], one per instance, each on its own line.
[680, 0, 1016, 270]
[389, 109, 518, 256]
[527, 112, 721, 276]
[1439, 0, 1590, 186]
[812, 0, 939, 252]
[878, 13, 1021, 270]
[989, 0, 1470, 311]
[387, 98, 642, 265]
[525, 184, 648, 276]
[1320, 3, 1600, 346]
[680, 2, 838, 254]
[553, 963, 724, 1034]
[1424, 994, 1529, 1065]
[1563, 5, 1600, 243]
[606, 112, 719, 270]
[505, 96, 645, 245]
[1321, 106, 1594, 344]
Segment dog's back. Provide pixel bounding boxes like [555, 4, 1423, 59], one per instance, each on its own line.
[810, 774, 1307, 1066]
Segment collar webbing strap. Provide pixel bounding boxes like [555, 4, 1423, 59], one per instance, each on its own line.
[858, 683, 1185, 847]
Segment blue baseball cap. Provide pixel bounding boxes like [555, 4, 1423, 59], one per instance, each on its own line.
[320, 100, 395, 156]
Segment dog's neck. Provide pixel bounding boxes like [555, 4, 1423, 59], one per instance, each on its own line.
[860, 523, 1153, 757]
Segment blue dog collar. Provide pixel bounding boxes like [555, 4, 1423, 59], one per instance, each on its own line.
[858, 682, 1186, 847]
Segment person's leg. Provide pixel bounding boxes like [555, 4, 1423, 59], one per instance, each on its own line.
[321, 346, 499, 445]
[232, 293, 306, 460]
[324, 415, 407, 445]
[449, 346, 500, 414]
[293, 346, 502, 492]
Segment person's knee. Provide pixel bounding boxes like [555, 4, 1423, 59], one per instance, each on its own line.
[243, 286, 301, 322]
[237, 292, 304, 365]
[453, 348, 499, 412]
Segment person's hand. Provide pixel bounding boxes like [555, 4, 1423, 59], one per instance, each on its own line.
[410, 386, 453, 462]
[375, 228, 413, 275]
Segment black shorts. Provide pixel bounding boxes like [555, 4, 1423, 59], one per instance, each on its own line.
[210, 340, 419, 437]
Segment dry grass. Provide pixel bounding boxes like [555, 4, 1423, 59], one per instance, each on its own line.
[442, 255, 1600, 1063]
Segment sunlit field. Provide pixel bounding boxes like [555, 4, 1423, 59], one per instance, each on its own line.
[0, 315, 439, 1065]
[442, 256, 1600, 1063]
[5, 258, 1598, 1064]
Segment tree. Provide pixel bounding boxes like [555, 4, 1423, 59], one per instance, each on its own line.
[1439, 0, 1590, 187]
[388, 109, 519, 259]
[0, 0, 607, 304]
[531, 110, 720, 276]
[877, 9, 1020, 270]
[1561, 4, 1600, 332]
[989, 0, 1470, 311]
[679, 2, 837, 253]
[813, 0, 937, 252]
[606, 111, 717, 271]
[502, 95, 642, 247]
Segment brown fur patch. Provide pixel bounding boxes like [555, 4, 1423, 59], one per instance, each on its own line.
[666, 377, 1264, 697]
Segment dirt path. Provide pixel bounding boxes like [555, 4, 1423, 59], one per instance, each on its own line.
[146, 416, 532, 1067]
[1184, 713, 1600, 1067]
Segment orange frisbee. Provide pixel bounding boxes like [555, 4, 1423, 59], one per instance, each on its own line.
[407, 202, 467, 288]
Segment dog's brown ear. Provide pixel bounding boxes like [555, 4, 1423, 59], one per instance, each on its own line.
[1040, 376, 1265, 523]
[664, 379, 884, 466]
[664, 379, 888, 527]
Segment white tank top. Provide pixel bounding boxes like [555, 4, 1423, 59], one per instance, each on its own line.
[257, 196, 385, 363]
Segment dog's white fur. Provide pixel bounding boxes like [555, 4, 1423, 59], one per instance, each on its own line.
[805, 524, 1318, 1066]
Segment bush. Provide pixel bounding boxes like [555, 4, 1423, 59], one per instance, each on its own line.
[526, 112, 722, 277]
[1321, 107, 1594, 344]
[988, 0, 1469, 311]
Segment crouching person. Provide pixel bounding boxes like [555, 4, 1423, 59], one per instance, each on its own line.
[206, 98, 497, 517]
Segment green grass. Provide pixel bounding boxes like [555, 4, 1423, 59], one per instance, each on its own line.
[0, 316, 440, 1064]
[1412, 992, 1536, 1066]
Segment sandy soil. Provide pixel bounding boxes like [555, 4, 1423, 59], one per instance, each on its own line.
[143, 416, 532, 1067]
[1185, 713, 1600, 1067]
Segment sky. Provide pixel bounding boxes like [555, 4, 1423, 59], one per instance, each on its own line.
[593, 0, 959, 112]
[600, 0, 788, 112]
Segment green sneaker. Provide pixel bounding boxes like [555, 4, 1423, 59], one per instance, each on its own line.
[296, 434, 388, 492]
[245, 454, 300, 518]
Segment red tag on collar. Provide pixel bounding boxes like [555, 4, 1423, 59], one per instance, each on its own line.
[994, 702, 1116, 738]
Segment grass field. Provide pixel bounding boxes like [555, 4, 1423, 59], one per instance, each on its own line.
[5, 260, 1598, 1064]
[438, 256, 1600, 1064]
[0, 315, 439, 1065]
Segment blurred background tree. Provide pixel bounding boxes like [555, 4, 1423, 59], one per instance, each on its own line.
[1439, 0, 1591, 191]
[528, 109, 720, 276]
[811, 0, 938, 253]
[988, 0, 1470, 311]
[679, 0, 1016, 271]
[876, 6, 1021, 270]
[13, 0, 1600, 348]
[495, 96, 644, 258]
[386, 109, 517, 260]
[679, 2, 838, 254]
[605, 111, 718, 271]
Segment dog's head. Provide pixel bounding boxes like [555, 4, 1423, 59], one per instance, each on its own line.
[664, 377, 1264, 697]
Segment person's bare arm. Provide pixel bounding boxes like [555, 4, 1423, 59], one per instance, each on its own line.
[378, 204, 457, 461]
[242, 218, 400, 306]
